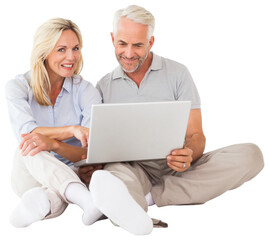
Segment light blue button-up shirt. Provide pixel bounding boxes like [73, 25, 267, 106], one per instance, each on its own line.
[5, 71, 102, 165]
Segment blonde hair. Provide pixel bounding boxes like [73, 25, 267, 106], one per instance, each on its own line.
[113, 5, 155, 40]
[30, 18, 83, 106]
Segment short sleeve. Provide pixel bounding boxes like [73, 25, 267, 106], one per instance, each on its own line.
[176, 67, 201, 109]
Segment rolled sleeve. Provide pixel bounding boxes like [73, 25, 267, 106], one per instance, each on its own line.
[5, 75, 38, 141]
[78, 80, 102, 128]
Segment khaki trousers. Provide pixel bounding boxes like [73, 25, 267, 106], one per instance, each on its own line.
[104, 143, 264, 211]
[11, 149, 85, 219]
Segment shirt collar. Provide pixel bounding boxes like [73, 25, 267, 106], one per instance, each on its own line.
[24, 71, 73, 94]
[112, 65, 125, 80]
[61, 77, 72, 94]
[112, 52, 162, 80]
[149, 52, 162, 71]
[55, 77, 72, 97]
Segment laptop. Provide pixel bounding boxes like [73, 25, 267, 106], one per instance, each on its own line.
[74, 101, 191, 167]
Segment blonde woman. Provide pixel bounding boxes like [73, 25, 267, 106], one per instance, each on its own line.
[5, 18, 103, 227]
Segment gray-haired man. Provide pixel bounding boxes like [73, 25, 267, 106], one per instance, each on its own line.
[79, 5, 264, 235]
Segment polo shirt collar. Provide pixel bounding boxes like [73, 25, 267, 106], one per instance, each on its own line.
[112, 52, 162, 80]
[112, 65, 125, 80]
[150, 52, 162, 71]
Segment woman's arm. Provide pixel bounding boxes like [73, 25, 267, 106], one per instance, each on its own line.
[53, 141, 87, 163]
[31, 126, 89, 147]
[34, 78, 103, 147]
[20, 132, 87, 163]
[5, 76, 91, 147]
[5, 76, 38, 141]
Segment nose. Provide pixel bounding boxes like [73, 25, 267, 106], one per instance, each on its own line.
[125, 45, 134, 58]
[66, 49, 75, 61]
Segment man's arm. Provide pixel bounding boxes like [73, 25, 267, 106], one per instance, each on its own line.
[184, 109, 206, 161]
[167, 109, 206, 171]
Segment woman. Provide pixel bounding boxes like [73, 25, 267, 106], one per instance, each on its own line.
[5, 18, 103, 227]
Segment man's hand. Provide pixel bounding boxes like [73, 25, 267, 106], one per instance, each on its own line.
[166, 146, 193, 172]
[78, 164, 103, 185]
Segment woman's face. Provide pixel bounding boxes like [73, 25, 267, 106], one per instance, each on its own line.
[45, 29, 81, 81]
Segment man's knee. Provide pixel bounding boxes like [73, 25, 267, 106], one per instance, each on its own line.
[237, 143, 264, 176]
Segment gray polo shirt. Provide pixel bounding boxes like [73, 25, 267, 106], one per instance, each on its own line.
[96, 52, 201, 109]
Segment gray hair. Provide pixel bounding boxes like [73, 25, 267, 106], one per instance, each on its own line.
[113, 5, 155, 40]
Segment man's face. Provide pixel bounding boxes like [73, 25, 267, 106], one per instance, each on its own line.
[112, 17, 154, 73]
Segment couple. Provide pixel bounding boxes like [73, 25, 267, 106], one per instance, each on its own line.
[5, 5, 264, 235]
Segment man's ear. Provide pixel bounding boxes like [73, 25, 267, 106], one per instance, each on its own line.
[110, 32, 115, 46]
[148, 36, 155, 51]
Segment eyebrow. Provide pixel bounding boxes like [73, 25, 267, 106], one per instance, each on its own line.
[56, 44, 80, 48]
[134, 43, 144, 47]
[118, 40, 127, 44]
[118, 40, 144, 46]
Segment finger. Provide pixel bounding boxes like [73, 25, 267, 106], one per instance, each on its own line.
[85, 133, 89, 147]
[23, 140, 37, 153]
[79, 174, 89, 184]
[81, 134, 89, 148]
[96, 164, 103, 170]
[88, 170, 96, 175]
[21, 144, 35, 156]
[19, 140, 25, 149]
[84, 138, 88, 148]
[83, 176, 92, 185]
[21, 140, 36, 153]
[167, 159, 185, 168]
[171, 148, 191, 156]
[21, 133, 35, 141]
[167, 161, 190, 172]
[92, 164, 101, 169]
[20, 133, 37, 150]
[80, 137, 87, 148]
[78, 165, 94, 173]
[20, 133, 30, 139]
[167, 155, 192, 163]
[19, 135, 31, 149]
[29, 146, 42, 156]
[167, 162, 184, 172]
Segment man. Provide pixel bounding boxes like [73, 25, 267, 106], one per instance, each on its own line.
[79, 5, 264, 235]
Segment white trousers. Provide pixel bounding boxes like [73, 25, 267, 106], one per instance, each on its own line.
[11, 149, 84, 218]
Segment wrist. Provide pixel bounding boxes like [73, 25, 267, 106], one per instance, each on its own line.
[53, 126, 75, 140]
[51, 139, 60, 152]
[70, 125, 78, 137]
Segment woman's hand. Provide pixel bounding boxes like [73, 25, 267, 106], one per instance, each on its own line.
[19, 133, 58, 156]
[72, 126, 89, 148]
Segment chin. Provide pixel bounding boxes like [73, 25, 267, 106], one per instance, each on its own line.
[120, 64, 139, 73]
[61, 72, 75, 78]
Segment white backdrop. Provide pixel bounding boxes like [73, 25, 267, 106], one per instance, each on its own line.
[0, 0, 268, 239]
